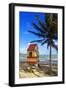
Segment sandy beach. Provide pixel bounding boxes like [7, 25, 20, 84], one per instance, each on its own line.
[19, 61, 58, 78]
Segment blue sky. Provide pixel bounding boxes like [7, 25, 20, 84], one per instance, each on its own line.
[19, 11, 57, 55]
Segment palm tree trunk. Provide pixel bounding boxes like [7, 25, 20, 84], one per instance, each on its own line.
[49, 45, 52, 72]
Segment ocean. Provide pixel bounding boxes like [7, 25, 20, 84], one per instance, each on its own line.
[19, 53, 58, 65]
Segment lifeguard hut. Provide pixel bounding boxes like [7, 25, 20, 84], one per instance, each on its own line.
[27, 44, 39, 67]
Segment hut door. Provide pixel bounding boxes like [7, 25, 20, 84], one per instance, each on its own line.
[29, 52, 32, 57]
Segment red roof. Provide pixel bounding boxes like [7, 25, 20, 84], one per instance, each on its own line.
[27, 44, 37, 51]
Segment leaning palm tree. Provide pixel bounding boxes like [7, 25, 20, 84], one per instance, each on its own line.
[28, 13, 58, 73]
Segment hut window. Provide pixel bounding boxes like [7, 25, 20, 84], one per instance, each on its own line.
[29, 52, 32, 57]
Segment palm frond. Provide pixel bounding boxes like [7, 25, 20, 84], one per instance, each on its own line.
[51, 44, 58, 51]
[36, 16, 49, 32]
[47, 42, 50, 49]
[41, 39, 48, 45]
[47, 40, 53, 48]
[30, 39, 44, 43]
[28, 14, 58, 52]
[28, 30, 47, 38]
[45, 13, 57, 30]
[32, 22, 45, 34]
[53, 35, 58, 40]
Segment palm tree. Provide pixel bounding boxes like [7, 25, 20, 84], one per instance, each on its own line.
[28, 13, 58, 73]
